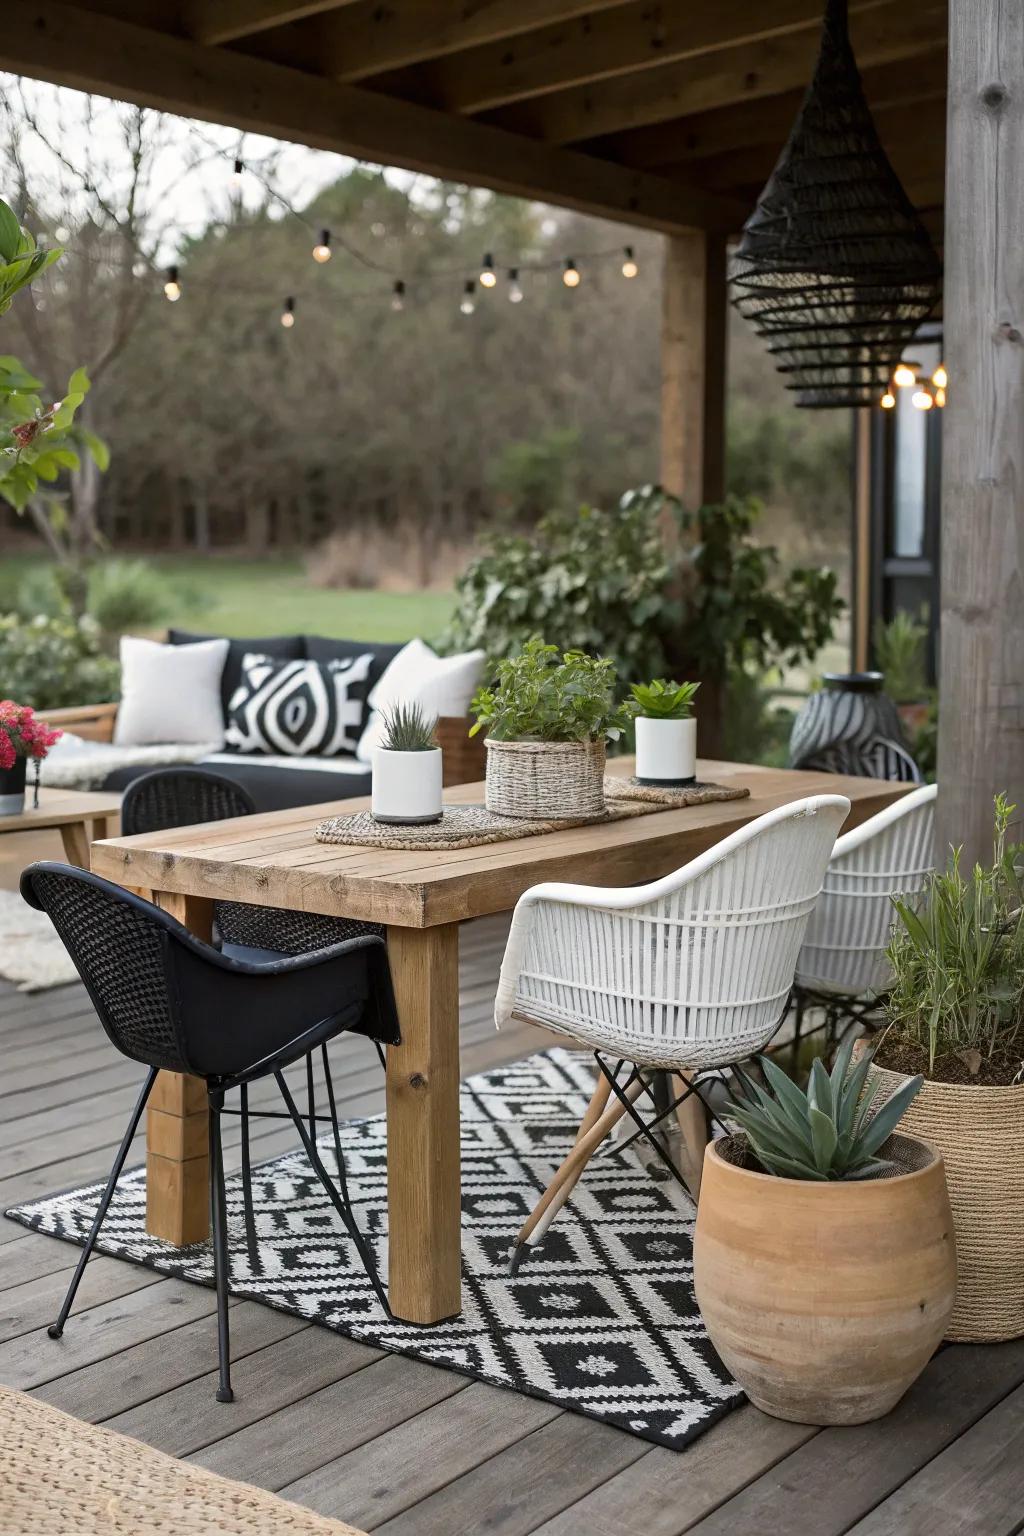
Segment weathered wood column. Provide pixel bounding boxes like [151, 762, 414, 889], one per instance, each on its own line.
[660, 232, 728, 512]
[938, 0, 1024, 862]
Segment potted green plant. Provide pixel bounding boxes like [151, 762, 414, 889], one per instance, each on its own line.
[371, 703, 442, 826]
[628, 679, 700, 786]
[0, 702, 62, 814]
[867, 793, 1024, 1342]
[469, 637, 628, 819]
[874, 609, 931, 736]
[694, 1038, 955, 1425]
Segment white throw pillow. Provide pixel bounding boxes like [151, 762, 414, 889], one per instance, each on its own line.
[114, 635, 230, 747]
[357, 639, 486, 760]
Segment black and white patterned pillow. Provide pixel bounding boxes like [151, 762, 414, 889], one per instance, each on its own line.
[225, 651, 374, 756]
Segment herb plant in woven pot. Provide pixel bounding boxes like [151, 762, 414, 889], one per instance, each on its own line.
[469, 638, 628, 820]
[629, 679, 700, 787]
[694, 1040, 955, 1425]
[866, 794, 1024, 1342]
[371, 703, 442, 826]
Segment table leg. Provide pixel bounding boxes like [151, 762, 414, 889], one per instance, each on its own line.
[59, 820, 91, 869]
[146, 892, 214, 1245]
[385, 922, 461, 1324]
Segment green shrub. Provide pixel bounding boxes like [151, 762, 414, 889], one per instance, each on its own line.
[87, 559, 183, 644]
[469, 637, 628, 743]
[0, 613, 120, 709]
[874, 609, 929, 703]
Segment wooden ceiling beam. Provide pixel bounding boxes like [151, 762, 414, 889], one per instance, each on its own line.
[371, 0, 892, 117]
[586, 47, 947, 169]
[237, 0, 633, 81]
[0, 1, 747, 235]
[484, 1, 947, 144]
[183, 0, 360, 48]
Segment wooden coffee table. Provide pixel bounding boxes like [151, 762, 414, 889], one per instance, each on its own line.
[91, 760, 908, 1326]
[1, 786, 121, 868]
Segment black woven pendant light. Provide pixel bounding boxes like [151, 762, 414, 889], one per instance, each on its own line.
[730, 0, 942, 408]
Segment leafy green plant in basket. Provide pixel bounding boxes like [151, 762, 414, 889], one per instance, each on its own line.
[727, 1036, 923, 1181]
[628, 679, 699, 720]
[469, 637, 629, 744]
[379, 702, 438, 752]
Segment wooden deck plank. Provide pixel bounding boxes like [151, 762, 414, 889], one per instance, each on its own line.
[846, 1381, 1024, 1536]
[279, 1379, 562, 1529]
[680, 1342, 1024, 1536]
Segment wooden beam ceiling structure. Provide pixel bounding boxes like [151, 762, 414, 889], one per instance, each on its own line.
[0, 0, 947, 237]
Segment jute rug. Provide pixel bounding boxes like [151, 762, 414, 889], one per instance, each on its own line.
[0, 888, 79, 992]
[315, 783, 746, 851]
[6, 1049, 742, 1451]
[0, 1384, 365, 1535]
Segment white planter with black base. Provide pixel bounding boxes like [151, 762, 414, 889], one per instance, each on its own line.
[371, 746, 443, 825]
[634, 716, 697, 787]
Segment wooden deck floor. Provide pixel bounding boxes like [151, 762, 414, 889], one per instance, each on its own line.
[2, 913, 1024, 1536]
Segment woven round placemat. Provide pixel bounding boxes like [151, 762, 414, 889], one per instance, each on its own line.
[603, 777, 750, 807]
[316, 799, 660, 851]
[0, 1383, 364, 1535]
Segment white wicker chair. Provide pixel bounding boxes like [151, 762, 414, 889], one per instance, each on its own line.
[791, 782, 937, 1046]
[495, 794, 850, 1269]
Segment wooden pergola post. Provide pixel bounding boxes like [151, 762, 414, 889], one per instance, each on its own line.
[937, 0, 1024, 863]
[660, 231, 728, 512]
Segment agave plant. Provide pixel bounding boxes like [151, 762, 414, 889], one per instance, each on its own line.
[379, 701, 438, 752]
[727, 1037, 923, 1181]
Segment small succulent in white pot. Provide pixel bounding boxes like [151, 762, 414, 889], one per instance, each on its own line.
[628, 679, 700, 786]
[371, 703, 442, 825]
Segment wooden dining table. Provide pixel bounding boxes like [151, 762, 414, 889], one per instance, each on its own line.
[90, 758, 908, 1326]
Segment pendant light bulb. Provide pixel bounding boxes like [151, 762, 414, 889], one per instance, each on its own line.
[621, 246, 638, 279]
[312, 229, 332, 264]
[479, 252, 497, 288]
[460, 279, 476, 316]
[562, 258, 580, 288]
[163, 265, 181, 301]
[391, 279, 405, 312]
[893, 362, 917, 388]
[280, 296, 295, 328]
[911, 388, 934, 411]
[507, 267, 524, 303]
[880, 391, 896, 410]
[932, 363, 948, 389]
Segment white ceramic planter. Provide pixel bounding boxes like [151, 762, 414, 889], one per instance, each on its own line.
[635, 716, 696, 786]
[371, 746, 443, 825]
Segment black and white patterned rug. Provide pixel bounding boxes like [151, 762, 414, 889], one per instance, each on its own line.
[5, 1048, 742, 1449]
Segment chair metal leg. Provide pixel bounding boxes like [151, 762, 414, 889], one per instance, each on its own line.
[48, 1068, 158, 1341]
[274, 1071, 392, 1319]
[239, 1083, 261, 1275]
[208, 1088, 234, 1404]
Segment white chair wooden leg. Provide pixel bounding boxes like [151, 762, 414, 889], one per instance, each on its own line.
[509, 1074, 645, 1273]
[672, 1070, 710, 1204]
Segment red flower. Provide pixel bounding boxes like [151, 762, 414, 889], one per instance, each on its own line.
[0, 701, 61, 764]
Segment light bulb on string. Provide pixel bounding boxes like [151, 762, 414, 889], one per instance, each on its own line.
[312, 229, 332, 263]
[460, 279, 476, 316]
[893, 362, 917, 388]
[163, 265, 181, 302]
[391, 279, 405, 312]
[880, 390, 896, 410]
[507, 267, 524, 304]
[932, 364, 948, 390]
[280, 296, 296, 328]
[479, 253, 497, 288]
[934, 386, 946, 408]
[621, 245, 638, 279]
[562, 258, 581, 288]
[912, 387, 934, 411]
[231, 157, 244, 186]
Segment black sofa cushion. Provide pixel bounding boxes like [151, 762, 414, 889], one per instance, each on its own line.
[168, 629, 305, 718]
[102, 754, 371, 814]
[304, 635, 405, 697]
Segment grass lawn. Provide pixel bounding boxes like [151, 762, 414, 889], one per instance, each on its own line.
[0, 552, 456, 642]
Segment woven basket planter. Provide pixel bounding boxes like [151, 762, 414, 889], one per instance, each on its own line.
[484, 738, 606, 820]
[868, 1063, 1024, 1342]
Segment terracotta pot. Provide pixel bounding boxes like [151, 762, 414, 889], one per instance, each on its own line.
[867, 1063, 1024, 1342]
[693, 1133, 956, 1425]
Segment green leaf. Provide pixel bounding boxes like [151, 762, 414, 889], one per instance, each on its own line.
[856, 1075, 924, 1157]
[808, 1105, 838, 1171]
[0, 201, 21, 265]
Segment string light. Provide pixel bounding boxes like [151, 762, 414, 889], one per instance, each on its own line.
[479, 252, 497, 288]
[932, 363, 948, 389]
[562, 257, 580, 288]
[507, 267, 523, 304]
[391, 279, 405, 312]
[912, 387, 934, 411]
[880, 390, 896, 409]
[893, 362, 917, 388]
[312, 229, 332, 263]
[934, 386, 946, 408]
[163, 265, 181, 301]
[231, 157, 244, 185]
[621, 245, 638, 279]
[460, 279, 476, 316]
[280, 296, 295, 328]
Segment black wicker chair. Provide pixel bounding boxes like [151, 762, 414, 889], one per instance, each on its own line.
[120, 767, 385, 959]
[21, 862, 400, 1405]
